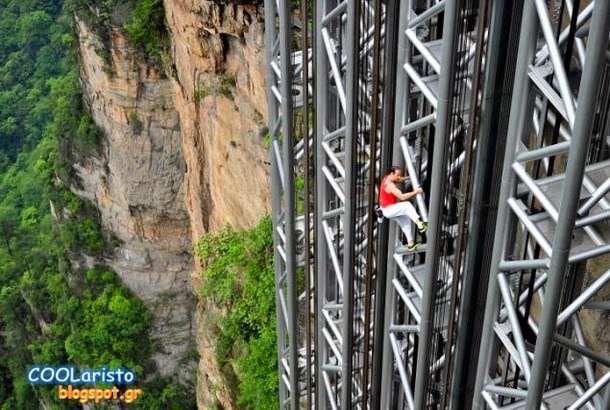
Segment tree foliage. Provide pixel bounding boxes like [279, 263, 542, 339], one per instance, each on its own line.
[0, 0, 191, 408]
[196, 216, 279, 410]
[0, 1, 71, 160]
[64, 0, 169, 62]
[124, 0, 168, 57]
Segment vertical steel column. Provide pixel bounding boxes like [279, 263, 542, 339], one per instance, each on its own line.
[340, 0, 359, 406]
[362, 0, 386, 406]
[312, 2, 391, 406]
[278, 3, 299, 404]
[314, 1, 359, 407]
[263, 0, 298, 407]
[379, 1, 408, 407]
[413, 0, 459, 407]
[525, 2, 610, 407]
[314, 2, 330, 408]
[300, 0, 314, 406]
[263, 0, 286, 405]
[449, 2, 518, 406]
[472, 0, 539, 407]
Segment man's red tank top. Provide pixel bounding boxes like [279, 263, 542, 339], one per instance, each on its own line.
[379, 175, 396, 208]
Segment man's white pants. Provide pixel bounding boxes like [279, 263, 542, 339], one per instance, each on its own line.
[382, 201, 420, 242]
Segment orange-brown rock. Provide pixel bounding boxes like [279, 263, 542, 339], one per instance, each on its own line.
[74, 17, 195, 381]
[165, 1, 270, 241]
[164, 2, 270, 407]
[73, 1, 271, 408]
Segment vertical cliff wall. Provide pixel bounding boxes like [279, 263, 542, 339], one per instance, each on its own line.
[74, 19, 195, 380]
[163, 2, 271, 408]
[164, 1, 270, 241]
[73, 1, 271, 408]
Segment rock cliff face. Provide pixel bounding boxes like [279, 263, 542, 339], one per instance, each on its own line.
[582, 256, 610, 378]
[74, 19, 196, 380]
[163, 2, 270, 408]
[164, 1, 270, 241]
[73, 1, 271, 408]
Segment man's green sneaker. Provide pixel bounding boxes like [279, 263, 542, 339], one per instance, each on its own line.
[407, 242, 420, 251]
[417, 221, 428, 233]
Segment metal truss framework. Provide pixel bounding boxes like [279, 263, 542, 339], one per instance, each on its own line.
[264, 1, 300, 407]
[314, 1, 384, 407]
[380, 1, 476, 408]
[473, 1, 610, 409]
[264, 0, 610, 408]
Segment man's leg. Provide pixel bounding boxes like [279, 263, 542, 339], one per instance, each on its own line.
[398, 202, 427, 233]
[382, 203, 424, 249]
[394, 215, 414, 243]
[401, 201, 421, 224]
[383, 208, 419, 250]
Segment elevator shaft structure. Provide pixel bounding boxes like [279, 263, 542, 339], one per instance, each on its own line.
[264, 0, 610, 408]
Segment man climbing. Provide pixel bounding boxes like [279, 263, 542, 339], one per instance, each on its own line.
[378, 165, 427, 251]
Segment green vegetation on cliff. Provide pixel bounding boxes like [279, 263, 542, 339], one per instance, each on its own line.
[65, 0, 169, 64]
[196, 217, 279, 410]
[0, 1, 190, 408]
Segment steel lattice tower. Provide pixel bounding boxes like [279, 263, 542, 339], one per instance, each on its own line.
[264, 0, 610, 408]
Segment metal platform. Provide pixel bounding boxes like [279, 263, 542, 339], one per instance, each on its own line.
[513, 159, 610, 261]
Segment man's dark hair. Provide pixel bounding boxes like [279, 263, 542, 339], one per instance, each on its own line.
[388, 165, 401, 174]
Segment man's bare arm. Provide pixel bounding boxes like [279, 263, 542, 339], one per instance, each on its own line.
[389, 184, 423, 201]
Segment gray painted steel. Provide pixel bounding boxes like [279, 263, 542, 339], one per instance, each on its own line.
[263, 0, 610, 408]
[525, 1, 610, 407]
